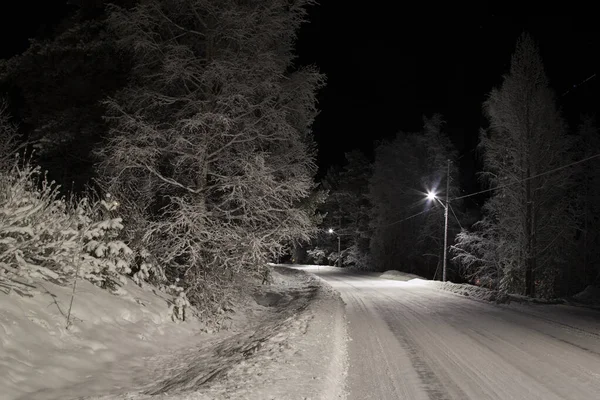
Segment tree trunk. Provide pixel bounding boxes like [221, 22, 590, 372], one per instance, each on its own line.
[525, 179, 534, 296]
[584, 185, 588, 282]
[528, 200, 537, 297]
[524, 98, 535, 297]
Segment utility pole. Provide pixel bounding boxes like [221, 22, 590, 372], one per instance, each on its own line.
[442, 159, 450, 282]
[337, 235, 341, 267]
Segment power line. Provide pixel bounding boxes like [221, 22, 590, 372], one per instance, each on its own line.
[456, 147, 477, 161]
[376, 208, 432, 229]
[561, 73, 596, 97]
[449, 203, 463, 230]
[450, 152, 600, 202]
[354, 152, 600, 232]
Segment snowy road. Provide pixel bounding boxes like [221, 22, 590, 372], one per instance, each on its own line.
[300, 266, 600, 400]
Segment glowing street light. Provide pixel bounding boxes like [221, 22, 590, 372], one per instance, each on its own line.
[426, 160, 451, 282]
[327, 228, 342, 267]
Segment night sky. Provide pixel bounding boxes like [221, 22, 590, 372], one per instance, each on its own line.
[295, 10, 599, 190]
[2, 4, 599, 193]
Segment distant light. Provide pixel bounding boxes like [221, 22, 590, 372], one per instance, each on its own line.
[328, 228, 334, 234]
[426, 191, 437, 201]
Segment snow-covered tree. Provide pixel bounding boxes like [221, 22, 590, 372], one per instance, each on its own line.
[369, 115, 460, 277]
[315, 150, 371, 268]
[0, 4, 129, 191]
[572, 116, 600, 290]
[338, 151, 372, 268]
[0, 101, 18, 168]
[452, 216, 501, 288]
[291, 185, 327, 264]
[97, 0, 324, 313]
[474, 33, 574, 297]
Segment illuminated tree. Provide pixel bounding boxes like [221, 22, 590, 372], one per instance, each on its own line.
[476, 33, 574, 297]
[97, 0, 324, 312]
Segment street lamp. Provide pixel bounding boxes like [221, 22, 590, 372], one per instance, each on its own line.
[426, 191, 449, 282]
[427, 160, 451, 282]
[327, 228, 342, 267]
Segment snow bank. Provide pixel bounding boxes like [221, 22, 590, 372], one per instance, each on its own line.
[82, 266, 347, 400]
[0, 277, 203, 400]
[204, 266, 348, 400]
[379, 270, 425, 282]
[377, 271, 511, 303]
[429, 281, 510, 303]
[572, 285, 600, 305]
[377, 271, 572, 306]
[300, 268, 348, 400]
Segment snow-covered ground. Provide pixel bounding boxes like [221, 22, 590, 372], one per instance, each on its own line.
[379, 270, 427, 282]
[0, 266, 347, 400]
[378, 269, 600, 308]
[572, 285, 600, 307]
[304, 265, 600, 400]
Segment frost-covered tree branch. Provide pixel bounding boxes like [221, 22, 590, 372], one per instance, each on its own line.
[456, 33, 576, 297]
[97, 0, 324, 316]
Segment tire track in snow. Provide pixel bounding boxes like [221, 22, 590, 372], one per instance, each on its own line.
[373, 282, 600, 399]
[323, 271, 448, 400]
[310, 266, 600, 400]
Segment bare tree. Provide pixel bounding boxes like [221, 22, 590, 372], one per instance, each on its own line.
[97, 0, 324, 314]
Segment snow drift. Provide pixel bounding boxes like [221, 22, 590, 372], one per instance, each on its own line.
[0, 275, 203, 400]
[1, 266, 348, 400]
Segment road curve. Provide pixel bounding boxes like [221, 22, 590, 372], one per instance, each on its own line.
[296, 265, 600, 400]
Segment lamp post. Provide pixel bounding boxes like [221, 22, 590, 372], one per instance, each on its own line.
[328, 228, 342, 267]
[427, 159, 450, 282]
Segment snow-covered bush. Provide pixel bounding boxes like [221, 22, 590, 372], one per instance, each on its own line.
[307, 248, 327, 265]
[165, 279, 191, 322]
[0, 161, 135, 295]
[0, 162, 78, 294]
[0, 100, 19, 169]
[131, 247, 166, 287]
[344, 245, 371, 270]
[76, 194, 134, 291]
[451, 218, 501, 291]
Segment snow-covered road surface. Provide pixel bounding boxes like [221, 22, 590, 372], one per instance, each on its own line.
[299, 265, 600, 400]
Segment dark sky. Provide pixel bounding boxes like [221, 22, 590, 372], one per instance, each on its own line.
[2, 4, 599, 193]
[295, 9, 600, 188]
[0, 2, 74, 58]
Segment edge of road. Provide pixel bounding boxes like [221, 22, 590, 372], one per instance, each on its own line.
[280, 265, 349, 400]
[309, 271, 349, 400]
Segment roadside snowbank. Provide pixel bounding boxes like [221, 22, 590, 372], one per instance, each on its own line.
[379, 270, 425, 282]
[122, 266, 347, 400]
[0, 277, 205, 400]
[78, 266, 346, 400]
[572, 285, 600, 305]
[378, 270, 511, 302]
[430, 281, 510, 303]
[377, 270, 590, 306]
[1, 266, 348, 400]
